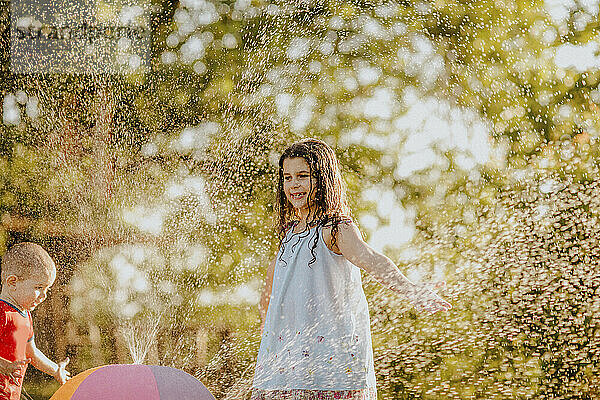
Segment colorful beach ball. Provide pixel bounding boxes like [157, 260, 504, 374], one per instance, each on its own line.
[50, 364, 216, 400]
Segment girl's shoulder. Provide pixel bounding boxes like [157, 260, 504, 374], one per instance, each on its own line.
[321, 216, 353, 228]
[321, 216, 355, 254]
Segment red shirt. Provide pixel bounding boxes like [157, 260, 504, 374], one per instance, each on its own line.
[0, 300, 33, 400]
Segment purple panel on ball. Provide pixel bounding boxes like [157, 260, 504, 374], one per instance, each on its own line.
[71, 364, 161, 400]
[148, 365, 216, 400]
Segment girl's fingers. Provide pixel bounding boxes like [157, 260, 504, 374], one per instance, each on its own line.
[423, 281, 446, 293]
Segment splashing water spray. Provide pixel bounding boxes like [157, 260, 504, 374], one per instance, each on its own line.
[120, 313, 164, 365]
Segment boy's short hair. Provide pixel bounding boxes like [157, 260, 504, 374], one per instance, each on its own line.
[1, 242, 56, 283]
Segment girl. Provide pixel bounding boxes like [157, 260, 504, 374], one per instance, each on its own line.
[251, 139, 451, 400]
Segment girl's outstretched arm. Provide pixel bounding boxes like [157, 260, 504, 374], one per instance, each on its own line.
[259, 258, 276, 332]
[335, 221, 451, 314]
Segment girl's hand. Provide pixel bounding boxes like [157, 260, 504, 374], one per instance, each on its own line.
[412, 283, 452, 315]
[54, 357, 71, 385]
[0, 358, 30, 385]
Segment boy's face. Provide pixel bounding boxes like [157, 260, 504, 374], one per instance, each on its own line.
[8, 269, 56, 311]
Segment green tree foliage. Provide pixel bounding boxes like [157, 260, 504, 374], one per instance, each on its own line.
[2, 0, 600, 398]
[475, 173, 600, 398]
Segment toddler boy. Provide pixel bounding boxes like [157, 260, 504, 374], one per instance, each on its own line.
[0, 242, 70, 400]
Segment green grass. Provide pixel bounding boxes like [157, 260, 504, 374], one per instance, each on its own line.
[23, 380, 60, 400]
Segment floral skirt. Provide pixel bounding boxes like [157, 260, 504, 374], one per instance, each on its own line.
[250, 388, 377, 400]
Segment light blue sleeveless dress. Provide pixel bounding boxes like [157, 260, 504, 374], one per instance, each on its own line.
[252, 223, 377, 397]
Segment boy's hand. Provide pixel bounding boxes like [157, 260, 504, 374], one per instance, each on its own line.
[0, 359, 30, 385]
[54, 357, 71, 385]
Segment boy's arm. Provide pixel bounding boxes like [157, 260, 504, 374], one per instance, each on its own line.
[26, 339, 70, 384]
[259, 258, 276, 332]
[0, 356, 30, 384]
[335, 221, 451, 314]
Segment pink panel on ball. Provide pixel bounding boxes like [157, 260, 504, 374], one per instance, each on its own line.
[149, 365, 216, 400]
[71, 364, 160, 400]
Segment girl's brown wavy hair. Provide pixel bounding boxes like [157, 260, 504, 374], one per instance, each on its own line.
[276, 139, 351, 266]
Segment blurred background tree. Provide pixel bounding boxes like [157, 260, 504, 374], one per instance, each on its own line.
[1, 0, 600, 398]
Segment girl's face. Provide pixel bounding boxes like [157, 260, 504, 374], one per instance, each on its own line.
[282, 157, 315, 213]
